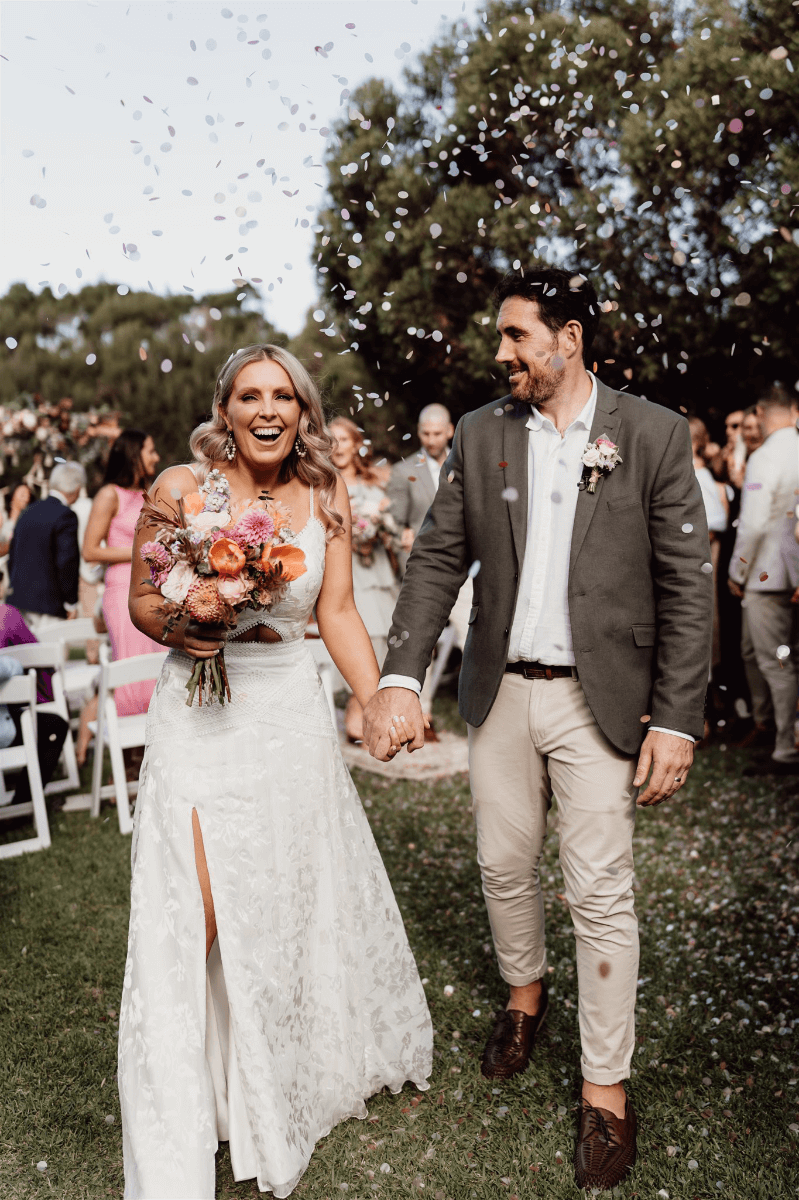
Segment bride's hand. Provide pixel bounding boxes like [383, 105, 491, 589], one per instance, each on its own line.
[183, 621, 228, 661]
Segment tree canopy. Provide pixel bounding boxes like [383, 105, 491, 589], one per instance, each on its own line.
[312, 0, 798, 442]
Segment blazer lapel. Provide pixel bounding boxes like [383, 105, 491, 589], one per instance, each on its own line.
[502, 403, 529, 568]
[569, 381, 622, 574]
[417, 457, 435, 504]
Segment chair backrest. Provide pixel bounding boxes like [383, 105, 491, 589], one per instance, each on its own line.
[99, 642, 169, 689]
[35, 617, 106, 646]
[0, 641, 67, 671]
[0, 669, 38, 711]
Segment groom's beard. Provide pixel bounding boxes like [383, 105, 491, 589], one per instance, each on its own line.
[507, 358, 565, 406]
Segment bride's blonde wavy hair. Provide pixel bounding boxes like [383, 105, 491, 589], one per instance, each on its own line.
[189, 344, 343, 536]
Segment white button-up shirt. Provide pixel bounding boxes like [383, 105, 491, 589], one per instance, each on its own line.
[507, 376, 597, 664]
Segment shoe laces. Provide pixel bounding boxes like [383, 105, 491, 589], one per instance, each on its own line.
[583, 1103, 618, 1147]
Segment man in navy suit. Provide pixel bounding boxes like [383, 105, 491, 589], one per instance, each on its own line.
[8, 461, 86, 635]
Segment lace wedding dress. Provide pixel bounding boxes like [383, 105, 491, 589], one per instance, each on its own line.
[118, 484, 433, 1199]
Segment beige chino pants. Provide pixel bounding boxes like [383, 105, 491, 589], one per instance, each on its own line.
[468, 673, 639, 1084]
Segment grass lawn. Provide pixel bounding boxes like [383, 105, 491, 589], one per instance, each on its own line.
[1, 720, 797, 1199]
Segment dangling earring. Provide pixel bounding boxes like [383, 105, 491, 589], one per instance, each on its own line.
[294, 435, 307, 459]
[225, 429, 236, 461]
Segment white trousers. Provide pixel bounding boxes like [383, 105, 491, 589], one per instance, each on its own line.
[468, 673, 639, 1084]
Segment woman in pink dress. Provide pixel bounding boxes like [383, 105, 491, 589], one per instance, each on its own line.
[83, 429, 162, 716]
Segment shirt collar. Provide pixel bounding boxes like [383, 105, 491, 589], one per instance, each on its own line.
[49, 489, 70, 507]
[526, 371, 598, 434]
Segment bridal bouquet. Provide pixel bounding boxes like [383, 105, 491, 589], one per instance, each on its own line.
[349, 489, 401, 568]
[138, 469, 306, 706]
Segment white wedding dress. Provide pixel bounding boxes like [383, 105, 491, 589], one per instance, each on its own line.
[118, 484, 433, 1199]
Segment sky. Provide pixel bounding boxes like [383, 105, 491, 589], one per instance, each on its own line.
[1, 0, 481, 335]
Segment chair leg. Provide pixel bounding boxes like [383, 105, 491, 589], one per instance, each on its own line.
[105, 702, 133, 835]
[21, 709, 51, 851]
[90, 714, 105, 819]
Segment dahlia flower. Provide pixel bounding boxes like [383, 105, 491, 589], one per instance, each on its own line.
[186, 577, 226, 622]
[228, 510, 275, 548]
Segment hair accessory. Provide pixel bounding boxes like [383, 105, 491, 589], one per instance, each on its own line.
[224, 430, 237, 462]
[294, 435, 307, 459]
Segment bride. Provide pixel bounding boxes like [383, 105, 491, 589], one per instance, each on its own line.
[119, 345, 433, 1199]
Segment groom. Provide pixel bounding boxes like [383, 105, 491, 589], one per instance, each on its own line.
[363, 267, 712, 1191]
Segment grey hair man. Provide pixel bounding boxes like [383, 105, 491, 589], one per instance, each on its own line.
[8, 460, 86, 633]
[386, 403, 455, 566]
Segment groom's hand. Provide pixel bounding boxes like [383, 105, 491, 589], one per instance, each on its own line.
[363, 687, 427, 761]
[633, 730, 694, 806]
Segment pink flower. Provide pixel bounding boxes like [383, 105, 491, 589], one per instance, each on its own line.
[188, 509, 231, 533]
[141, 540, 173, 587]
[228, 510, 275, 548]
[161, 561, 196, 604]
[217, 574, 250, 604]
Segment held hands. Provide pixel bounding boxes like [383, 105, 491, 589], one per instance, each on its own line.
[362, 687, 429, 761]
[633, 730, 694, 807]
[183, 621, 228, 661]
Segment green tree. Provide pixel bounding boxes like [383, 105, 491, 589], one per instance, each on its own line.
[0, 283, 287, 471]
[313, 0, 798, 436]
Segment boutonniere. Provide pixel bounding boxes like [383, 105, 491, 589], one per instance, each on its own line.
[580, 437, 622, 493]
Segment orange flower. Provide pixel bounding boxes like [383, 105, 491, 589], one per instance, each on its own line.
[183, 491, 205, 516]
[265, 498, 293, 535]
[208, 537, 246, 576]
[227, 497, 263, 525]
[261, 543, 307, 581]
[186, 577, 225, 622]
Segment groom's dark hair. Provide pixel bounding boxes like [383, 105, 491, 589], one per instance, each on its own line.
[492, 267, 600, 364]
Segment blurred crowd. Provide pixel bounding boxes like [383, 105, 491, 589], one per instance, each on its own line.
[1, 384, 797, 786]
[689, 383, 799, 774]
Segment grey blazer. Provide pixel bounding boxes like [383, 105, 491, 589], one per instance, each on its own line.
[381, 381, 713, 755]
[385, 451, 437, 572]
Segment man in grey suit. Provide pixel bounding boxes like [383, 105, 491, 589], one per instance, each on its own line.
[386, 404, 455, 571]
[363, 267, 712, 1192]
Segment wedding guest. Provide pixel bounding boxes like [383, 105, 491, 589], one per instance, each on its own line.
[387, 404, 454, 572]
[741, 405, 764, 458]
[72, 484, 103, 664]
[713, 411, 766, 740]
[366, 266, 713, 1192]
[82, 429, 161, 717]
[729, 384, 799, 772]
[329, 416, 398, 742]
[0, 481, 33, 598]
[387, 404, 473, 735]
[0, 482, 33, 557]
[0, 606, 68, 812]
[7, 462, 84, 634]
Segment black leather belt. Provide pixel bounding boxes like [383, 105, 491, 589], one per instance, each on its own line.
[505, 661, 577, 681]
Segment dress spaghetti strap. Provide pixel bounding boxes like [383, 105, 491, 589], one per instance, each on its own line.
[309, 482, 314, 520]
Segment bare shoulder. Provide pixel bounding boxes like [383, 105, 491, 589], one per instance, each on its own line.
[326, 474, 352, 533]
[149, 464, 199, 503]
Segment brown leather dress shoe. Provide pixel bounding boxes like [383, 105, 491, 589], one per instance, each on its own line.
[574, 1096, 637, 1191]
[480, 980, 548, 1080]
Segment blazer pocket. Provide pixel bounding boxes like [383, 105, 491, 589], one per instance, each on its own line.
[607, 497, 640, 512]
[632, 624, 656, 647]
[468, 604, 479, 626]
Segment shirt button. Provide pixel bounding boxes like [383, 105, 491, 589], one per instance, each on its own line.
[503, 628, 509, 637]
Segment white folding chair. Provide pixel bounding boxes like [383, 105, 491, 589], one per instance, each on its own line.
[0, 670, 51, 859]
[90, 644, 168, 834]
[0, 641, 80, 793]
[305, 623, 337, 721]
[34, 617, 108, 704]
